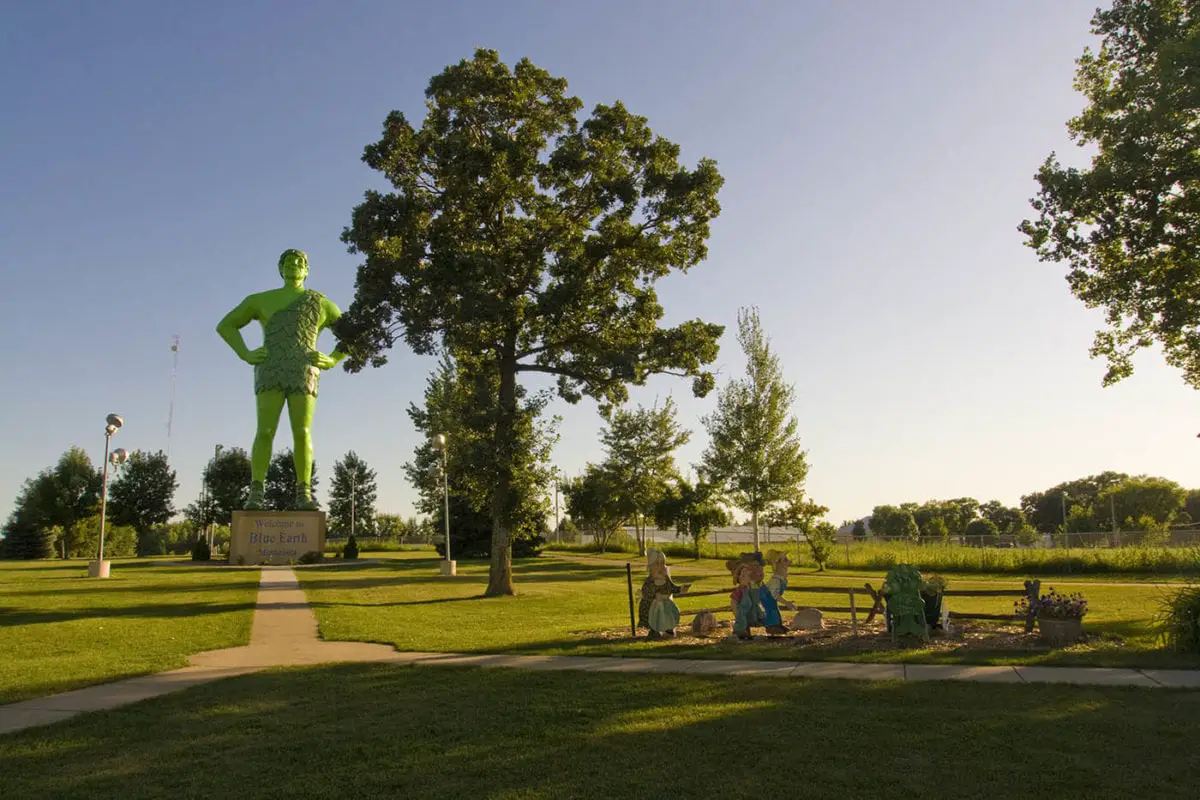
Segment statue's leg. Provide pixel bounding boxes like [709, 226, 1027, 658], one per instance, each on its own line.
[247, 390, 286, 509]
[287, 392, 317, 509]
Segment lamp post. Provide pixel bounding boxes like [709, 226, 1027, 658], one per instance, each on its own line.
[435, 433, 455, 576]
[553, 468, 561, 543]
[350, 469, 356, 539]
[91, 414, 127, 578]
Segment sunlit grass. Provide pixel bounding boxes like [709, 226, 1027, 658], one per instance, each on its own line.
[297, 552, 1200, 669]
[2, 664, 1197, 799]
[0, 559, 259, 703]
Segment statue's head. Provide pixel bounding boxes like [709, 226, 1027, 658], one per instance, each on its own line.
[278, 249, 309, 283]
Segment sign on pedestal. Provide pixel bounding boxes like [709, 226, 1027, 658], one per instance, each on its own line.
[230, 510, 326, 565]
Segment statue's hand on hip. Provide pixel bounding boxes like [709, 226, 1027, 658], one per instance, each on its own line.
[310, 351, 339, 370]
[244, 347, 268, 365]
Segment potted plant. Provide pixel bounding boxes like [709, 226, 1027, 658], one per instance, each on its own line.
[1015, 588, 1087, 646]
[920, 575, 948, 630]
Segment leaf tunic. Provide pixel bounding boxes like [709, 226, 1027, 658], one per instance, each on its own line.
[254, 290, 324, 397]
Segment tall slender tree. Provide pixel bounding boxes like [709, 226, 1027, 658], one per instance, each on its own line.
[336, 49, 724, 595]
[701, 307, 809, 551]
[328, 451, 378, 537]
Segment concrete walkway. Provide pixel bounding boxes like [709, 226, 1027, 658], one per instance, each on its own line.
[3, 566, 1199, 737]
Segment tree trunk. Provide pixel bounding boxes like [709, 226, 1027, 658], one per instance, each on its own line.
[751, 508, 761, 552]
[485, 357, 518, 597]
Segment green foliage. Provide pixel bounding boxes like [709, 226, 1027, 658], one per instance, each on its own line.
[701, 307, 808, 549]
[920, 516, 950, 542]
[405, 352, 556, 562]
[563, 465, 630, 553]
[599, 398, 690, 553]
[199, 447, 253, 525]
[338, 49, 724, 595]
[265, 449, 320, 511]
[137, 522, 199, 557]
[806, 521, 837, 571]
[297, 550, 323, 565]
[107, 450, 178, 534]
[1160, 585, 1200, 653]
[66, 515, 135, 559]
[343, 534, 359, 561]
[851, 519, 867, 540]
[653, 478, 727, 557]
[1021, 472, 1129, 533]
[965, 517, 1000, 544]
[1098, 476, 1187, 528]
[191, 536, 211, 562]
[871, 505, 920, 540]
[1020, 0, 1200, 387]
[328, 451, 377, 536]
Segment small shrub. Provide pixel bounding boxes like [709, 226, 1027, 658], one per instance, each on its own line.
[921, 574, 948, 595]
[1160, 585, 1200, 653]
[235, 555, 246, 566]
[806, 522, 837, 571]
[191, 537, 211, 562]
[344, 534, 359, 560]
[297, 550, 322, 565]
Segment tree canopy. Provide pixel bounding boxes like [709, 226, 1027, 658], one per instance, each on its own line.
[337, 49, 725, 595]
[1020, 0, 1200, 387]
[108, 450, 178, 534]
[328, 451, 378, 537]
[265, 450, 320, 511]
[701, 307, 808, 551]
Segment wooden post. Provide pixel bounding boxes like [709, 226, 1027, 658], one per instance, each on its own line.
[627, 563, 637, 638]
[1022, 579, 1041, 633]
[849, 590, 858, 637]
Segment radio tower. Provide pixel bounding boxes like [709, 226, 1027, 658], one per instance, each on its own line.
[166, 335, 180, 460]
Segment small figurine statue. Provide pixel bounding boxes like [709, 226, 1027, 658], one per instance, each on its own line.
[882, 563, 927, 640]
[761, 549, 797, 635]
[638, 548, 688, 640]
[727, 552, 766, 640]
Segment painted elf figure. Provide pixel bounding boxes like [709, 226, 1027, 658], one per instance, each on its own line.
[761, 549, 797, 636]
[727, 552, 766, 640]
[638, 548, 689, 640]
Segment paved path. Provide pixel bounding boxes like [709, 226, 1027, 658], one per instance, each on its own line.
[3, 566, 1199, 737]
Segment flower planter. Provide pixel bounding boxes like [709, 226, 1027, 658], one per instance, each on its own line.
[921, 593, 943, 630]
[1037, 616, 1083, 647]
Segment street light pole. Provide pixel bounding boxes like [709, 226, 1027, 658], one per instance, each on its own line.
[350, 469, 356, 539]
[92, 414, 126, 578]
[436, 434, 455, 576]
[553, 469, 561, 543]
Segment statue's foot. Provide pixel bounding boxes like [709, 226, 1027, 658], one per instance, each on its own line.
[245, 482, 266, 510]
[766, 625, 790, 636]
[295, 483, 317, 511]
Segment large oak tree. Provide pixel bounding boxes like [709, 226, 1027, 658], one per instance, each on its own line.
[338, 49, 725, 595]
[1020, 0, 1200, 387]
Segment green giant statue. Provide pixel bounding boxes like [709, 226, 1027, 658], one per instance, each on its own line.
[216, 249, 345, 510]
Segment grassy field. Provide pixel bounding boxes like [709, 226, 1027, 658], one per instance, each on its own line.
[0, 559, 259, 703]
[296, 552, 1200, 669]
[546, 539, 1200, 575]
[1, 663, 1197, 799]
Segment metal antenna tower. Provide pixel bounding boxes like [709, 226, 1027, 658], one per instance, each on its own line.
[166, 335, 180, 460]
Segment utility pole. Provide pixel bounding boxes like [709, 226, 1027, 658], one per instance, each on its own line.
[553, 469, 561, 542]
[350, 469, 356, 539]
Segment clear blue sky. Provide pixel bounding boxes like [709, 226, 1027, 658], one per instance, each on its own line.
[2, 0, 1194, 526]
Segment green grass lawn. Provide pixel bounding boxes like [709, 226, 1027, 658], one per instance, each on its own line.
[1, 663, 1197, 799]
[297, 553, 1200, 669]
[0, 559, 259, 703]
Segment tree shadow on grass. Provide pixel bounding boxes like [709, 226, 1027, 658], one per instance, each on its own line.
[0, 601, 258, 627]
[3, 663, 1199, 799]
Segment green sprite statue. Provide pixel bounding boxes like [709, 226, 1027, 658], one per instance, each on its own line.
[216, 249, 345, 511]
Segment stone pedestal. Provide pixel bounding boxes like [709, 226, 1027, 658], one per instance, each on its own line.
[230, 510, 326, 565]
[440, 559, 457, 576]
[87, 560, 111, 578]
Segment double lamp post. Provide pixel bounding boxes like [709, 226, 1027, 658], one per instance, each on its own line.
[90, 413, 129, 578]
